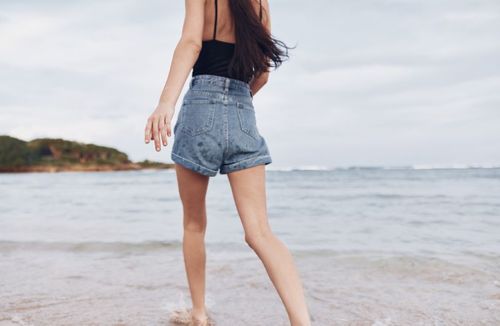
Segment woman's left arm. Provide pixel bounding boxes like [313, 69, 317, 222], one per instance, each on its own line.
[145, 0, 205, 151]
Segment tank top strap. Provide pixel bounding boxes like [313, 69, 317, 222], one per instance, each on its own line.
[213, 0, 218, 40]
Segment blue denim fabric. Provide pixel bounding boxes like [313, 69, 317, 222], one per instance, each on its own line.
[171, 74, 272, 177]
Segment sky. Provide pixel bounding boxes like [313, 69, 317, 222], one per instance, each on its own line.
[1, 0, 499, 168]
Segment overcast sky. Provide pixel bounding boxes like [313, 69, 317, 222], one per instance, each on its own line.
[1, 0, 499, 168]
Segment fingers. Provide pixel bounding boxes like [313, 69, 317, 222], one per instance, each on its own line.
[146, 112, 173, 151]
[144, 117, 153, 144]
[166, 121, 172, 138]
[152, 115, 160, 151]
[159, 116, 168, 147]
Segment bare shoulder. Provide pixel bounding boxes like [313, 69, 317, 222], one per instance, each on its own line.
[258, 0, 271, 29]
[181, 0, 208, 45]
[253, 0, 270, 25]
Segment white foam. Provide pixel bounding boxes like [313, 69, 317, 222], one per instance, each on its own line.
[267, 164, 500, 171]
[411, 163, 500, 170]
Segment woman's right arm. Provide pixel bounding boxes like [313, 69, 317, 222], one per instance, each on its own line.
[144, 0, 206, 152]
[249, 0, 271, 97]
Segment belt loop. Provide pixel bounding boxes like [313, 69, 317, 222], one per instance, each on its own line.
[224, 78, 230, 91]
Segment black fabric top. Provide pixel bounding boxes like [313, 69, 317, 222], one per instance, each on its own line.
[192, 0, 262, 83]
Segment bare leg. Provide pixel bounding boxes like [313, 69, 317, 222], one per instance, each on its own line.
[227, 165, 311, 326]
[174, 163, 210, 323]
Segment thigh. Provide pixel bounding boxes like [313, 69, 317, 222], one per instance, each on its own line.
[227, 164, 271, 235]
[175, 163, 210, 222]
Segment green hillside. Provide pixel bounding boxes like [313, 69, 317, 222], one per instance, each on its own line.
[0, 135, 173, 172]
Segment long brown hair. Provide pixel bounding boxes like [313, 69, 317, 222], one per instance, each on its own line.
[227, 0, 294, 82]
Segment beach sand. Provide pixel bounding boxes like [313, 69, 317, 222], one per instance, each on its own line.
[1, 243, 499, 325]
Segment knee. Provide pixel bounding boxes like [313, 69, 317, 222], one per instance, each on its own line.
[244, 228, 274, 250]
[183, 217, 207, 234]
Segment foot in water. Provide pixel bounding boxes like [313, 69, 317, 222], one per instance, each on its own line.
[169, 308, 215, 326]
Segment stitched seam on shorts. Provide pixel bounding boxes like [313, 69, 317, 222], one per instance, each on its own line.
[223, 104, 229, 158]
[172, 152, 218, 173]
[222, 154, 271, 168]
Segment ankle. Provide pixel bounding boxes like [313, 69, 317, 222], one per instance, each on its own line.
[191, 306, 207, 318]
[291, 321, 311, 326]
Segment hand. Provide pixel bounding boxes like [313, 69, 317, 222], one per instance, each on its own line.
[144, 103, 175, 151]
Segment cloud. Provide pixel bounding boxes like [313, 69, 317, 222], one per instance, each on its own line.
[1, 0, 499, 167]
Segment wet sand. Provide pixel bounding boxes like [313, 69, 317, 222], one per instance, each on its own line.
[1, 243, 499, 325]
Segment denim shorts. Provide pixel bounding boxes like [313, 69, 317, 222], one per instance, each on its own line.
[170, 74, 272, 177]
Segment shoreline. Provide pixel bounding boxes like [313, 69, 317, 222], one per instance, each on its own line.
[2, 245, 498, 325]
[0, 163, 175, 173]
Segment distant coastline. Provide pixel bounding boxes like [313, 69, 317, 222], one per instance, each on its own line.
[0, 135, 174, 173]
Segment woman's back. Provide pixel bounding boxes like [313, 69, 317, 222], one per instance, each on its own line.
[192, 0, 263, 83]
[200, 0, 263, 43]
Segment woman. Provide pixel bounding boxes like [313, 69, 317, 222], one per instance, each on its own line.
[144, 0, 311, 325]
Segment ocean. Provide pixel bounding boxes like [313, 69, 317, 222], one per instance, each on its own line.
[1, 167, 499, 325]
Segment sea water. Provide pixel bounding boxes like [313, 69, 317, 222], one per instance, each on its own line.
[1, 167, 499, 325]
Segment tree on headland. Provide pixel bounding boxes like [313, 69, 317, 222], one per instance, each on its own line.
[0, 135, 173, 172]
[0, 136, 33, 167]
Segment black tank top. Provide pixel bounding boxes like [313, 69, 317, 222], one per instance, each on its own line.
[192, 0, 262, 83]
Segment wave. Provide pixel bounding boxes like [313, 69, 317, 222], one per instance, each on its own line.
[0, 240, 183, 253]
[267, 164, 500, 171]
[410, 164, 500, 170]
[267, 165, 330, 171]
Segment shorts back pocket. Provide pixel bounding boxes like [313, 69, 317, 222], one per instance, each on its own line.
[236, 101, 260, 141]
[179, 99, 216, 136]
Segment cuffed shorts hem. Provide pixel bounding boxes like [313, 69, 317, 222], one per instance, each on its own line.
[219, 154, 272, 175]
[171, 152, 218, 177]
